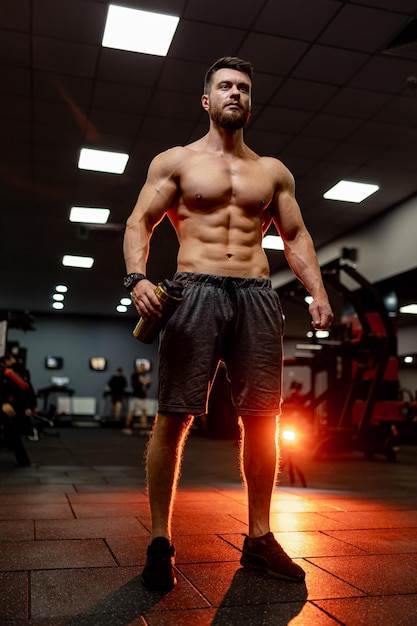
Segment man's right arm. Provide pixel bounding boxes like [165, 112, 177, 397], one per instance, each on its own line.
[123, 149, 180, 317]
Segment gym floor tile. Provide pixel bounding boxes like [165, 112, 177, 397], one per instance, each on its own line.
[30, 567, 209, 619]
[269, 497, 343, 513]
[306, 553, 417, 595]
[0, 571, 28, 620]
[323, 527, 417, 554]
[268, 511, 351, 531]
[34, 516, 149, 540]
[67, 490, 149, 504]
[209, 602, 340, 626]
[40, 475, 108, 485]
[314, 595, 417, 626]
[316, 509, 417, 529]
[71, 483, 144, 493]
[0, 492, 69, 505]
[0, 502, 74, 520]
[214, 488, 248, 502]
[0, 519, 34, 541]
[178, 561, 362, 606]
[297, 560, 367, 600]
[307, 497, 396, 511]
[0, 538, 117, 571]
[169, 500, 247, 515]
[170, 513, 248, 535]
[174, 534, 242, 563]
[174, 488, 245, 501]
[0, 483, 77, 494]
[144, 607, 217, 626]
[105, 536, 151, 566]
[70, 501, 150, 518]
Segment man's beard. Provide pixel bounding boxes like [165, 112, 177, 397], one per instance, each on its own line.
[209, 106, 250, 130]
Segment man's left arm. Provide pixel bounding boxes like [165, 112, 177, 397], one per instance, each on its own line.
[271, 166, 333, 330]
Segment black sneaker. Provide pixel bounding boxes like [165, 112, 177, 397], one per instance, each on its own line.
[141, 537, 177, 591]
[240, 532, 305, 582]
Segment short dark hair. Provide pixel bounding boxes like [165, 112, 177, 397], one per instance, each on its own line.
[204, 56, 253, 93]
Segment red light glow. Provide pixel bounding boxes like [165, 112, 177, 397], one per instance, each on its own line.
[282, 429, 296, 442]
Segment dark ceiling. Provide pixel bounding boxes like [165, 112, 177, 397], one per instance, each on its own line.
[1, 0, 417, 321]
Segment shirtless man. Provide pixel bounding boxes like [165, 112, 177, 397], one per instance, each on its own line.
[123, 56, 333, 592]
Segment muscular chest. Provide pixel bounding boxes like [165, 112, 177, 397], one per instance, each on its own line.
[179, 156, 274, 214]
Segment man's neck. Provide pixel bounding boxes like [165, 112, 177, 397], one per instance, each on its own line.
[205, 123, 247, 156]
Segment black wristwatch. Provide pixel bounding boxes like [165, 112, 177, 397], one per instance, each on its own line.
[123, 273, 146, 292]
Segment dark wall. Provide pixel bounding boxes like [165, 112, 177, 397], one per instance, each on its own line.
[7, 314, 159, 415]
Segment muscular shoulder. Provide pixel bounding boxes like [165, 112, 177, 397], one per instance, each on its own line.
[148, 146, 191, 179]
[259, 155, 295, 191]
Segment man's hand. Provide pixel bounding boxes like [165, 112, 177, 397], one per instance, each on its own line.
[131, 279, 163, 319]
[309, 297, 334, 331]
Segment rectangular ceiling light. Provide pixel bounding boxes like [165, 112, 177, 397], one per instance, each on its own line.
[323, 180, 379, 203]
[62, 255, 94, 269]
[78, 148, 129, 174]
[102, 5, 179, 56]
[262, 235, 285, 250]
[400, 304, 417, 314]
[69, 207, 110, 224]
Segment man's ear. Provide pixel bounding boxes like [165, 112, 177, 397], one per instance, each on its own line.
[201, 94, 209, 111]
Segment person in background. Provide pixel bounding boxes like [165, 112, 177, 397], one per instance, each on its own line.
[107, 367, 127, 420]
[123, 56, 333, 591]
[0, 353, 31, 465]
[122, 362, 152, 435]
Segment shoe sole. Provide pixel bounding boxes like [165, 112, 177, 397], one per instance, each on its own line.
[240, 555, 305, 583]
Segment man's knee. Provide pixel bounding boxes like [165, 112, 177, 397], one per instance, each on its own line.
[240, 414, 278, 431]
[240, 414, 278, 446]
[154, 412, 193, 438]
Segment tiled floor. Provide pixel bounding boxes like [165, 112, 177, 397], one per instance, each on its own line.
[1, 426, 417, 625]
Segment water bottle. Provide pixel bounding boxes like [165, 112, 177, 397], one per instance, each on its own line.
[133, 279, 184, 343]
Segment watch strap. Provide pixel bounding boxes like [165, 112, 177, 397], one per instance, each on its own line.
[124, 273, 146, 292]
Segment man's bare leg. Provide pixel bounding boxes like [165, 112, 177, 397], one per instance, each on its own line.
[114, 400, 122, 419]
[239, 414, 278, 537]
[239, 414, 305, 582]
[146, 411, 193, 540]
[140, 407, 148, 430]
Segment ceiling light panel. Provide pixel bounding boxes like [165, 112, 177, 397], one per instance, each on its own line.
[69, 207, 110, 224]
[62, 255, 94, 269]
[323, 180, 379, 203]
[102, 5, 179, 56]
[78, 148, 129, 174]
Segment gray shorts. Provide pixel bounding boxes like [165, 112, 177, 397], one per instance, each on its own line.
[130, 397, 147, 415]
[158, 273, 284, 418]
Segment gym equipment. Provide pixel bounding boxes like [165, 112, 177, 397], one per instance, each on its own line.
[279, 258, 416, 461]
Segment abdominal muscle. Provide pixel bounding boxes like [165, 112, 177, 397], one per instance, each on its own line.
[172, 203, 271, 279]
